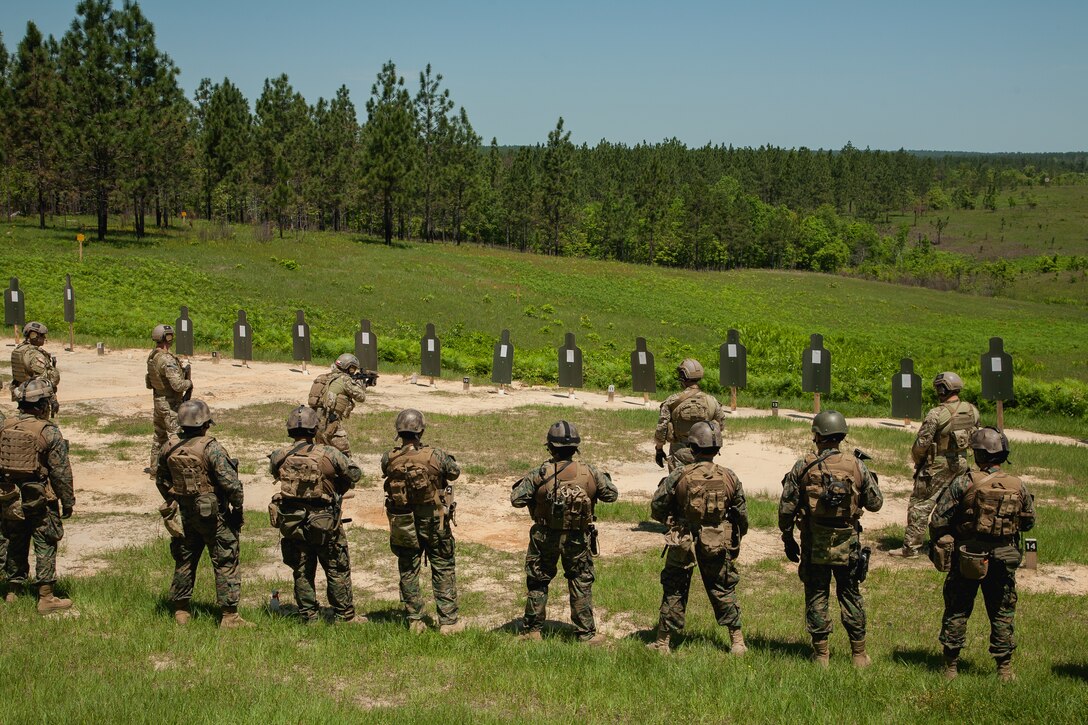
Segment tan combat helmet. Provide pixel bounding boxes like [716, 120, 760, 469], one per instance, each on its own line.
[933, 371, 964, 397]
[677, 358, 704, 382]
[23, 321, 48, 342]
[335, 353, 360, 373]
[152, 324, 175, 343]
[287, 404, 320, 432]
[811, 410, 849, 439]
[14, 378, 54, 405]
[395, 408, 425, 435]
[970, 426, 1009, 456]
[688, 421, 722, 449]
[178, 399, 213, 428]
[546, 420, 581, 449]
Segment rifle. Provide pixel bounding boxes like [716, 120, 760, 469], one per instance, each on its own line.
[353, 369, 380, 388]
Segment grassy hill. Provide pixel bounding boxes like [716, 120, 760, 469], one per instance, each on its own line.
[3, 219, 1086, 434]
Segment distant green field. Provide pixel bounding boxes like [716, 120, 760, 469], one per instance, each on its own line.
[3, 219, 1086, 434]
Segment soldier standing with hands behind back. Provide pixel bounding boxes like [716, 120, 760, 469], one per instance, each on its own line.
[146, 324, 193, 476]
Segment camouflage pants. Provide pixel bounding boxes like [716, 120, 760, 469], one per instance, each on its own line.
[799, 561, 866, 641]
[150, 395, 181, 471]
[658, 544, 741, 634]
[940, 557, 1018, 657]
[904, 463, 964, 550]
[523, 524, 597, 640]
[2, 507, 64, 587]
[391, 510, 458, 624]
[280, 527, 356, 621]
[168, 506, 241, 608]
[316, 418, 350, 456]
[665, 444, 695, 473]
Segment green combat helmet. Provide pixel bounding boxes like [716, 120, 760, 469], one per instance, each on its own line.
[14, 378, 54, 404]
[152, 324, 175, 342]
[335, 353, 360, 372]
[287, 405, 320, 432]
[677, 358, 704, 382]
[688, 421, 722, 450]
[811, 410, 848, 438]
[23, 321, 48, 341]
[178, 399, 213, 428]
[546, 421, 580, 448]
[395, 409, 425, 435]
[933, 371, 964, 396]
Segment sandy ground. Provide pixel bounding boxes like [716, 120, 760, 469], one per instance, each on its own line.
[4, 344, 1084, 603]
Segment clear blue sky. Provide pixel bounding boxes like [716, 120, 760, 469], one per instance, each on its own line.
[3, 0, 1085, 151]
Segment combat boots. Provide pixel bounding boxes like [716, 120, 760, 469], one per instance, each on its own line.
[729, 627, 747, 656]
[3, 583, 19, 604]
[582, 633, 608, 646]
[409, 619, 428, 634]
[646, 627, 671, 655]
[341, 614, 369, 625]
[219, 608, 254, 628]
[36, 583, 73, 614]
[996, 655, 1016, 682]
[174, 602, 191, 626]
[943, 647, 960, 680]
[439, 620, 466, 636]
[811, 638, 830, 668]
[518, 629, 543, 642]
[889, 546, 920, 559]
[850, 638, 871, 668]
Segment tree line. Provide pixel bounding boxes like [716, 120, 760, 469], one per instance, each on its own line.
[1, 1, 1085, 272]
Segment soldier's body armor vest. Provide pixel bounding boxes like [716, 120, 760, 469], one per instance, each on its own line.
[146, 349, 180, 396]
[308, 372, 354, 417]
[958, 469, 1025, 540]
[935, 401, 980, 457]
[800, 450, 862, 524]
[307, 372, 336, 410]
[669, 387, 716, 443]
[676, 461, 737, 527]
[163, 435, 215, 497]
[275, 444, 336, 500]
[385, 445, 443, 507]
[0, 416, 50, 482]
[533, 461, 597, 530]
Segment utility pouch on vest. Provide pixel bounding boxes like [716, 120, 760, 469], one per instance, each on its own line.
[0, 483, 23, 521]
[930, 535, 954, 573]
[268, 494, 283, 529]
[195, 491, 219, 520]
[664, 528, 696, 568]
[809, 522, 855, 566]
[388, 511, 419, 549]
[159, 500, 184, 539]
[18, 482, 47, 515]
[958, 544, 990, 580]
[278, 506, 308, 541]
[992, 544, 1023, 568]
[696, 523, 731, 558]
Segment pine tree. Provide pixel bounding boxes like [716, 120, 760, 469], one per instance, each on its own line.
[415, 64, 452, 241]
[361, 61, 416, 245]
[541, 117, 574, 255]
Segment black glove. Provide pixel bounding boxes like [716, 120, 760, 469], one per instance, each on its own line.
[782, 531, 801, 563]
[227, 506, 244, 530]
[61, 505, 73, 519]
[655, 449, 667, 468]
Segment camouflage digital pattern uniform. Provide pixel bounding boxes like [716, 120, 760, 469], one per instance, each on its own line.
[156, 432, 243, 608]
[905, 400, 979, 551]
[381, 443, 461, 624]
[930, 466, 1035, 657]
[510, 458, 618, 640]
[1, 412, 75, 589]
[650, 458, 748, 634]
[10, 342, 60, 413]
[315, 372, 367, 455]
[654, 385, 727, 471]
[778, 448, 882, 641]
[270, 442, 362, 622]
[146, 348, 192, 471]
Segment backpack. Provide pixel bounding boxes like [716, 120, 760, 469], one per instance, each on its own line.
[936, 401, 979, 456]
[163, 435, 215, 497]
[308, 372, 336, 409]
[670, 389, 714, 441]
[677, 461, 737, 527]
[385, 445, 443, 507]
[277, 444, 335, 500]
[0, 417, 49, 480]
[801, 451, 862, 520]
[533, 461, 597, 530]
[962, 470, 1024, 538]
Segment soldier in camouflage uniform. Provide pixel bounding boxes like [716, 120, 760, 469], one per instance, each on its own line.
[146, 324, 193, 476]
[654, 358, 727, 472]
[1, 380, 75, 614]
[930, 427, 1035, 682]
[9, 322, 60, 416]
[269, 405, 366, 624]
[779, 410, 883, 667]
[510, 421, 617, 645]
[894, 371, 980, 558]
[648, 422, 748, 655]
[309, 353, 368, 456]
[381, 409, 463, 634]
[156, 399, 251, 628]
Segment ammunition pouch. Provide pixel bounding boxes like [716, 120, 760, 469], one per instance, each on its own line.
[929, 535, 954, 573]
[992, 544, 1023, 568]
[809, 522, 856, 566]
[957, 543, 990, 580]
[696, 523, 731, 558]
[159, 499, 185, 539]
[194, 491, 219, 521]
[268, 494, 283, 529]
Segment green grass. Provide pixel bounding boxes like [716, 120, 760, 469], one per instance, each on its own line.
[2, 218, 1086, 434]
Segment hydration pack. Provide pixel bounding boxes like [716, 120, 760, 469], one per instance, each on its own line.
[163, 435, 215, 497]
[533, 461, 597, 530]
[385, 445, 443, 507]
[677, 461, 737, 527]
